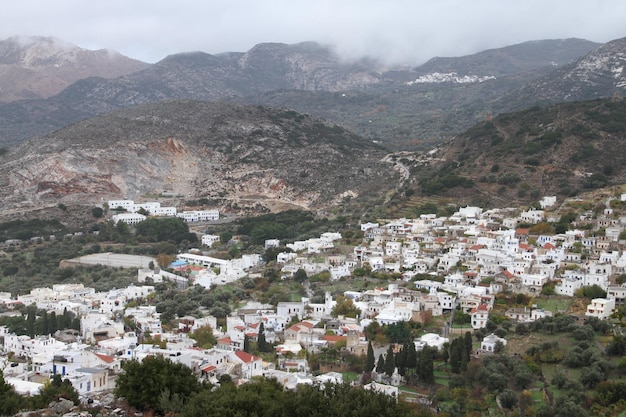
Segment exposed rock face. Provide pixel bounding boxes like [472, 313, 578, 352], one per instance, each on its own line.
[501, 37, 626, 108]
[0, 101, 399, 215]
[0, 36, 150, 102]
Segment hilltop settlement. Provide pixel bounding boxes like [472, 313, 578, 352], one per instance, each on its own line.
[2, 192, 626, 410]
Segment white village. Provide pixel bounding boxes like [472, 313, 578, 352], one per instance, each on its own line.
[2, 194, 626, 402]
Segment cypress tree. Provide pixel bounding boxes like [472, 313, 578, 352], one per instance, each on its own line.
[450, 338, 465, 374]
[464, 331, 473, 362]
[365, 341, 375, 373]
[417, 346, 434, 385]
[257, 322, 268, 352]
[384, 345, 395, 377]
[42, 311, 49, 335]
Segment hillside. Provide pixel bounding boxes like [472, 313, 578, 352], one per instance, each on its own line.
[0, 38, 599, 150]
[0, 36, 149, 102]
[499, 37, 626, 111]
[408, 97, 626, 207]
[0, 101, 400, 216]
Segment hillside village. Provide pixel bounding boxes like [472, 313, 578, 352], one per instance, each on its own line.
[2, 193, 626, 402]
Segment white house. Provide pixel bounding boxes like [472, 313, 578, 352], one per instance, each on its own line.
[202, 234, 220, 247]
[414, 333, 449, 351]
[520, 209, 545, 224]
[481, 333, 507, 352]
[471, 304, 489, 329]
[111, 213, 146, 225]
[585, 298, 615, 320]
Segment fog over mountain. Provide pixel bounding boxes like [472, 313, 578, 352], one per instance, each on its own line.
[1, 0, 625, 65]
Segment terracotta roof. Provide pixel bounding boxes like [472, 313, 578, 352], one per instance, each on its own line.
[287, 322, 314, 332]
[503, 270, 515, 279]
[516, 228, 530, 235]
[234, 350, 259, 363]
[544, 242, 557, 250]
[94, 353, 114, 364]
[322, 335, 347, 343]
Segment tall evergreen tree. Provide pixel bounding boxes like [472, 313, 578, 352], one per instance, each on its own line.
[450, 338, 465, 374]
[26, 306, 36, 338]
[464, 331, 473, 362]
[405, 340, 418, 383]
[384, 345, 395, 377]
[257, 322, 268, 352]
[395, 343, 407, 376]
[0, 373, 22, 415]
[243, 335, 250, 353]
[417, 346, 435, 385]
[42, 311, 49, 335]
[63, 307, 72, 329]
[49, 311, 58, 334]
[365, 341, 375, 373]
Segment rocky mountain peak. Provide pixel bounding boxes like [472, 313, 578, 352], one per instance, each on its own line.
[565, 37, 626, 90]
[0, 35, 150, 102]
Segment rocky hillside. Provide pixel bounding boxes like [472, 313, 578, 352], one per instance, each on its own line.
[500, 37, 626, 110]
[0, 38, 599, 149]
[0, 36, 149, 102]
[0, 101, 400, 215]
[408, 97, 626, 207]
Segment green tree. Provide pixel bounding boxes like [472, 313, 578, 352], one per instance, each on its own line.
[0, 373, 22, 416]
[331, 295, 361, 318]
[417, 346, 434, 385]
[114, 355, 201, 414]
[449, 337, 467, 374]
[26, 305, 36, 337]
[294, 268, 308, 283]
[33, 374, 79, 408]
[464, 331, 473, 361]
[575, 284, 607, 299]
[42, 311, 49, 335]
[499, 389, 518, 409]
[384, 345, 395, 377]
[190, 325, 217, 348]
[365, 341, 375, 373]
[257, 322, 270, 353]
[382, 321, 413, 344]
[180, 377, 285, 417]
[92, 207, 104, 218]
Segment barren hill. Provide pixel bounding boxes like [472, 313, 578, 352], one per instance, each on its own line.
[0, 101, 400, 216]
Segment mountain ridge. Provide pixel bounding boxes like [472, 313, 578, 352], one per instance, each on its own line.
[0, 37, 603, 149]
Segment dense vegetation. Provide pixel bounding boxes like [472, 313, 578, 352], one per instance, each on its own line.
[113, 356, 424, 417]
[407, 98, 626, 206]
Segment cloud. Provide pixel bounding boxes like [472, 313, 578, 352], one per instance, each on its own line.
[1, 0, 625, 64]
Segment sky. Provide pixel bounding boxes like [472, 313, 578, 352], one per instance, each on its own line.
[1, 0, 625, 65]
